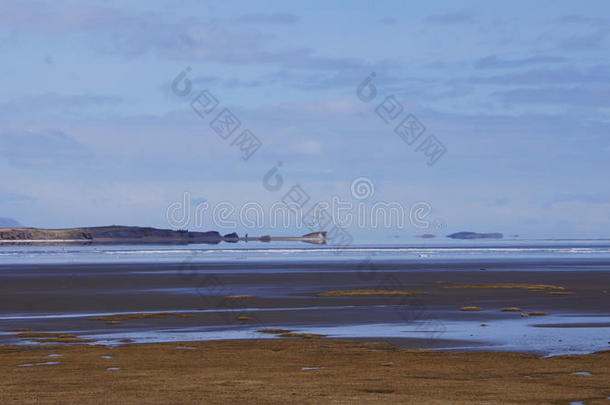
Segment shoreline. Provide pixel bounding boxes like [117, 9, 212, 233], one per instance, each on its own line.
[1, 260, 608, 356]
[1, 256, 609, 402]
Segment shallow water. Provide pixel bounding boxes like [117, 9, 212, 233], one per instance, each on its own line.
[60, 313, 608, 356]
[18, 361, 60, 367]
[1, 240, 609, 356]
[3, 240, 610, 265]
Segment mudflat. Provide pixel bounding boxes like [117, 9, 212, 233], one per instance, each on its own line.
[1, 260, 609, 353]
[1, 258, 609, 403]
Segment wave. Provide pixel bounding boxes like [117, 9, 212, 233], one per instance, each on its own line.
[3, 243, 610, 265]
[102, 247, 610, 255]
[2, 246, 610, 256]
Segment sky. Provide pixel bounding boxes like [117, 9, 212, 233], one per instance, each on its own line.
[0, 0, 609, 241]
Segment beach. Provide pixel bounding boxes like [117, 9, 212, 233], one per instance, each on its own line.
[1, 246, 609, 403]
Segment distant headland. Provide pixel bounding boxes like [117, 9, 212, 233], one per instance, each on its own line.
[0, 226, 327, 245]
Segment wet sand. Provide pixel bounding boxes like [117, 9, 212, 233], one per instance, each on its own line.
[1, 260, 609, 314]
[1, 339, 609, 404]
[0, 260, 609, 353]
[1, 259, 609, 403]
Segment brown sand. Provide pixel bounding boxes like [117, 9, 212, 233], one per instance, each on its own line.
[15, 332, 93, 344]
[277, 333, 326, 339]
[257, 329, 293, 334]
[1, 339, 608, 404]
[501, 307, 524, 312]
[443, 283, 565, 291]
[317, 289, 428, 297]
[459, 306, 483, 311]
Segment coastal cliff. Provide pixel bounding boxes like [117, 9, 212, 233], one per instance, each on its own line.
[0, 226, 229, 244]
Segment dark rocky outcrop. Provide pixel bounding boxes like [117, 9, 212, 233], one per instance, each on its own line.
[223, 232, 240, 243]
[0, 230, 32, 240]
[0, 226, 227, 245]
[447, 232, 503, 240]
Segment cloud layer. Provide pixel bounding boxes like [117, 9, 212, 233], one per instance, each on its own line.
[0, 0, 608, 238]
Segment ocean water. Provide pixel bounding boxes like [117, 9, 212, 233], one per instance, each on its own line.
[2, 239, 610, 265]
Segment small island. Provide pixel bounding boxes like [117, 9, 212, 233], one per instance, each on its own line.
[447, 232, 503, 240]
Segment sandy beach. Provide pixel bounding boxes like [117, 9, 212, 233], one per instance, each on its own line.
[1, 254, 609, 403]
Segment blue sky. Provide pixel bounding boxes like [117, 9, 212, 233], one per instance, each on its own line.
[1, 0, 609, 240]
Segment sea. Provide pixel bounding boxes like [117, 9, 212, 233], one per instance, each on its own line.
[2, 239, 610, 265]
